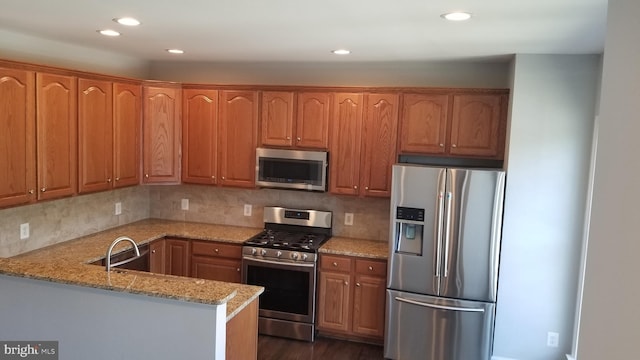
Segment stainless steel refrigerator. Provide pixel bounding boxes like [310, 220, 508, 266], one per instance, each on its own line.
[384, 164, 506, 360]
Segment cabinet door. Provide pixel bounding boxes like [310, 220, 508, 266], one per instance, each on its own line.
[219, 90, 258, 188]
[450, 94, 503, 158]
[149, 239, 166, 274]
[78, 78, 113, 193]
[361, 93, 398, 198]
[113, 82, 141, 188]
[191, 256, 242, 283]
[165, 238, 190, 277]
[296, 92, 331, 149]
[399, 94, 449, 154]
[142, 85, 181, 183]
[352, 274, 386, 339]
[329, 93, 363, 195]
[36, 73, 77, 200]
[261, 91, 294, 147]
[182, 89, 219, 184]
[317, 271, 351, 333]
[0, 68, 36, 208]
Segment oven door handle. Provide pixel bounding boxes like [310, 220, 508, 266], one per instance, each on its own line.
[243, 256, 316, 268]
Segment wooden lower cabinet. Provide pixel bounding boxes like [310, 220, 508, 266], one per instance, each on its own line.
[164, 238, 190, 277]
[317, 254, 387, 343]
[226, 298, 258, 360]
[190, 240, 242, 283]
[149, 239, 166, 274]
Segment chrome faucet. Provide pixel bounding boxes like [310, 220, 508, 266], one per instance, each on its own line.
[105, 236, 140, 272]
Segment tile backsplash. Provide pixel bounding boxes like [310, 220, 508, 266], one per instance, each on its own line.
[0, 184, 390, 257]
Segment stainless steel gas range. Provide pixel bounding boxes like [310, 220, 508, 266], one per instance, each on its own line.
[241, 206, 332, 342]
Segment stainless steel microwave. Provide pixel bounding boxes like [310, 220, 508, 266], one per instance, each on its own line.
[255, 148, 328, 192]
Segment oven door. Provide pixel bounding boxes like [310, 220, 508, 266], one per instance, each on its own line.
[242, 256, 316, 324]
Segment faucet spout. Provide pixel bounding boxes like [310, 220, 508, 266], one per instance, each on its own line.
[106, 236, 140, 272]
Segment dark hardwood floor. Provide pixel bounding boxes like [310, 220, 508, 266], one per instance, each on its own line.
[257, 335, 384, 360]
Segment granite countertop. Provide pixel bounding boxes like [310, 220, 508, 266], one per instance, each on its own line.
[0, 218, 264, 321]
[0, 218, 389, 321]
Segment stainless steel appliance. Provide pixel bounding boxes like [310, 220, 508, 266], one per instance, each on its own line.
[242, 206, 332, 341]
[385, 164, 506, 360]
[255, 147, 328, 192]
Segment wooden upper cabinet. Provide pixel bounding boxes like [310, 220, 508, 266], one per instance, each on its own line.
[113, 82, 141, 188]
[0, 68, 36, 208]
[78, 78, 113, 194]
[360, 93, 399, 198]
[399, 94, 449, 154]
[219, 90, 258, 188]
[261, 91, 295, 147]
[450, 94, 505, 158]
[36, 72, 77, 200]
[142, 84, 181, 183]
[329, 93, 364, 196]
[182, 89, 219, 185]
[296, 92, 331, 149]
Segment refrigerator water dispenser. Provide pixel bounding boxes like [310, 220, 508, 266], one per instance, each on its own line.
[394, 207, 425, 255]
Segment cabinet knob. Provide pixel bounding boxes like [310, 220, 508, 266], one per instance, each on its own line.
[145, 174, 149, 178]
[344, 281, 349, 286]
[353, 185, 358, 190]
[107, 178, 112, 183]
[221, 176, 225, 180]
[439, 143, 444, 147]
[28, 189, 34, 195]
[365, 186, 369, 190]
[368, 266, 373, 271]
[286, 136, 291, 140]
[296, 137, 301, 141]
[211, 176, 216, 180]
[332, 262, 338, 267]
[152, 250, 156, 254]
[356, 283, 361, 287]
[236, 268, 240, 272]
[115, 177, 120, 181]
[452, 144, 457, 148]
[40, 187, 46, 192]
[214, 248, 219, 253]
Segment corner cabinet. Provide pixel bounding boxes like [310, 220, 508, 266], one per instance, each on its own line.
[182, 89, 219, 185]
[36, 72, 78, 200]
[0, 67, 36, 208]
[219, 90, 258, 188]
[317, 254, 387, 343]
[142, 83, 182, 184]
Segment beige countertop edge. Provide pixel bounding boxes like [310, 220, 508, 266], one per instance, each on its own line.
[318, 236, 388, 260]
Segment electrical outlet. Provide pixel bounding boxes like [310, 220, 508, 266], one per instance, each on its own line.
[244, 204, 252, 217]
[345, 213, 354, 226]
[20, 223, 29, 240]
[115, 202, 122, 215]
[181, 198, 189, 210]
[547, 332, 559, 347]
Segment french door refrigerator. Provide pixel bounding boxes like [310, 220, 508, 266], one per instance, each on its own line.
[384, 164, 506, 360]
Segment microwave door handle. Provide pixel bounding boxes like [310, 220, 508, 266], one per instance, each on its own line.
[395, 296, 485, 313]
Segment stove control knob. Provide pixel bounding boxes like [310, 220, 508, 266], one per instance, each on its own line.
[276, 251, 282, 258]
[261, 249, 267, 256]
[251, 248, 257, 255]
[291, 252, 300, 260]
[302, 254, 308, 261]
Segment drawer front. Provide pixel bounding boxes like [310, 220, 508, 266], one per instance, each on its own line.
[191, 241, 242, 258]
[355, 259, 387, 277]
[320, 255, 352, 272]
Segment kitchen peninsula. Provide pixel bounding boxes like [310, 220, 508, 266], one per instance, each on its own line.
[0, 219, 264, 360]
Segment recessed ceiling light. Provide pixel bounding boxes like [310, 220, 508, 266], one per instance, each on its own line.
[98, 29, 120, 37]
[332, 49, 351, 55]
[166, 49, 185, 54]
[441, 12, 472, 21]
[114, 17, 141, 26]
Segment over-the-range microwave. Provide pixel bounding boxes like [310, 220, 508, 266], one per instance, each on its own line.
[255, 147, 328, 192]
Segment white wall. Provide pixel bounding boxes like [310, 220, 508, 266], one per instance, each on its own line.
[494, 54, 600, 360]
[578, 0, 640, 359]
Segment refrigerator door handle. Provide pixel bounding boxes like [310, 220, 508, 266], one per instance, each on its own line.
[443, 191, 453, 277]
[394, 296, 485, 313]
[435, 191, 445, 277]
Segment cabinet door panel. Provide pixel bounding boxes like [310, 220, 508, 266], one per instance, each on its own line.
[78, 78, 113, 193]
[0, 68, 36, 207]
[296, 92, 330, 149]
[165, 238, 190, 277]
[399, 94, 449, 154]
[143, 85, 181, 183]
[113, 83, 141, 188]
[450, 94, 502, 157]
[191, 256, 242, 283]
[329, 93, 363, 195]
[36, 73, 77, 200]
[352, 274, 386, 338]
[261, 91, 294, 147]
[317, 271, 351, 333]
[149, 240, 166, 274]
[361, 93, 398, 198]
[219, 90, 258, 188]
[182, 89, 218, 184]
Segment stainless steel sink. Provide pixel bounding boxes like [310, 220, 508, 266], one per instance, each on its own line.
[91, 243, 150, 272]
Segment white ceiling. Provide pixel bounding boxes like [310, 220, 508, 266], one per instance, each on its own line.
[0, 0, 607, 63]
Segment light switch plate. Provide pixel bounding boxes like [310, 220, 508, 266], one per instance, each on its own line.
[115, 202, 122, 215]
[345, 213, 354, 226]
[244, 204, 252, 217]
[181, 198, 189, 210]
[20, 223, 29, 240]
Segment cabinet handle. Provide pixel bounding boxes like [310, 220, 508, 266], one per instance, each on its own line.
[332, 262, 338, 267]
[452, 144, 457, 148]
[211, 176, 216, 180]
[214, 249, 219, 253]
[236, 268, 240, 272]
[115, 177, 120, 181]
[368, 266, 373, 271]
[356, 283, 361, 287]
[296, 137, 301, 141]
[365, 186, 369, 190]
[221, 176, 225, 180]
[439, 143, 444, 147]
[286, 136, 291, 140]
[344, 281, 349, 286]
[107, 178, 112, 183]
[40, 187, 46, 192]
[152, 250, 156, 254]
[145, 174, 149, 178]
[28, 189, 34, 194]
[353, 185, 358, 190]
